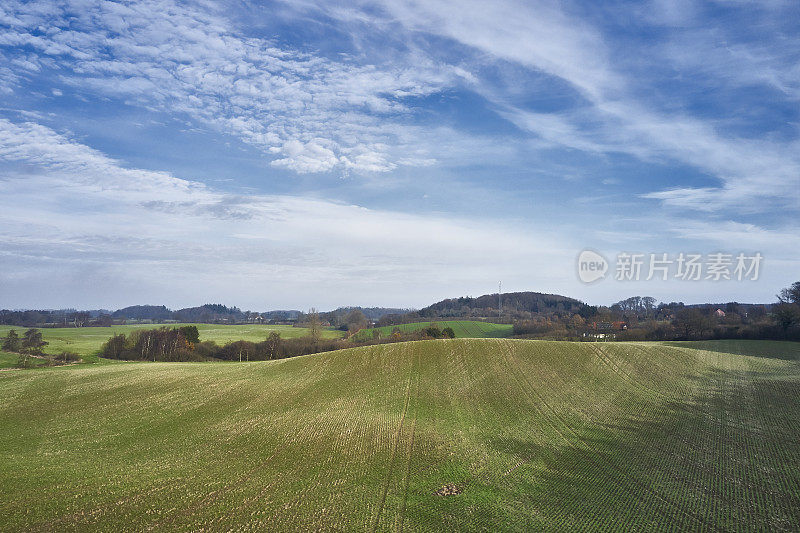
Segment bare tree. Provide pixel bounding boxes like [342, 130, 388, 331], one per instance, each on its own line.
[778, 281, 800, 305]
[308, 308, 322, 343]
[265, 331, 282, 359]
[345, 309, 368, 335]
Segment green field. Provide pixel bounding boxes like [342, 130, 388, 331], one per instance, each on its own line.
[353, 320, 513, 341]
[1, 351, 23, 369]
[0, 351, 17, 369]
[0, 324, 342, 361]
[1, 339, 799, 530]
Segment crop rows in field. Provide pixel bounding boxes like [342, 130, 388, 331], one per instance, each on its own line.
[1, 339, 799, 530]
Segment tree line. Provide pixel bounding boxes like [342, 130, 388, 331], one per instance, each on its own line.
[5, 282, 798, 366]
[511, 281, 800, 342]
[96, 322, 456, 363]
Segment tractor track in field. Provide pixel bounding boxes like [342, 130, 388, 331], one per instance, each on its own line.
[372, 345, 416, 533]
[395, 350, 419, 533]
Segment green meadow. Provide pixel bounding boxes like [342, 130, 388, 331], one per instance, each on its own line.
[0, 323, 343, 361]
[0, 351, 46, 369]
[1, 339, 799, 531]
[353, 320, 513, 341]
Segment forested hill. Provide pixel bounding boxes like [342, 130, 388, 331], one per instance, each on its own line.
[110, 304, 251, 323]
[406, 291, 591, 321]
[111, 305, 173, 321]
[173, 304, 244, 322]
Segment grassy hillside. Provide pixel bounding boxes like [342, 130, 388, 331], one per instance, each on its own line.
[0, 324, 343, 360]
[353, 320, 513, 341]
[1, 339, 799, 531]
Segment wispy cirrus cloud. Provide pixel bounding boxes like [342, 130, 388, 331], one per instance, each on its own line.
[4, 0, 797, 212]
[0, 0, 466, 174]
[297, 0, 800, 213]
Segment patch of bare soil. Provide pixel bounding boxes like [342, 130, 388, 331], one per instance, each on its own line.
[434, 483, 462, 496]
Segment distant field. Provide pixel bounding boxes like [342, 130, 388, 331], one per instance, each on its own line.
[2, 339, 798, 530]
[353, 320, 513, 341]
[666, 339, 800, 361]
[0, 324, 342, 360]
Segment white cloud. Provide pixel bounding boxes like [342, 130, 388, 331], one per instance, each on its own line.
[7, 0, 794, 211]
[0, 117, 571, 308]
[0, 118, 204, 198]
[355, 0, 620, 101]
[1, 117, 796, 308]
[270, 139, 340, 174]
[0, 116, 797, 309]
[1, 1, 798, 308]
[667, 219, 800, 253]
[291, 0, 800, 213]
[0, 0, 465, 175]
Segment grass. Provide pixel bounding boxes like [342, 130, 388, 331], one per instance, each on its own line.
[1, 339, 799, 530]
[0, 351, 22, 369]
[0, 351, 53, 370]
[0, 351, 17, 369]
[353, 320, 513, 341]
[0, 323, 343, 362]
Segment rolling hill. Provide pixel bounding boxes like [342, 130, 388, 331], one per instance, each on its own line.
[1, 339, 799, 530]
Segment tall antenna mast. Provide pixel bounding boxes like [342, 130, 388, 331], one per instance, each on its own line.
[498, 281, 502, 321]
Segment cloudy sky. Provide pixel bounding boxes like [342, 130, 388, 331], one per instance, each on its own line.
[1, 0, 798, 311]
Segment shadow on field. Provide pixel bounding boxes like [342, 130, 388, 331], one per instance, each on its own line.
[476, 367, 800, 531]
[482, 329, 514, 339]
[664, 340, 800, 361]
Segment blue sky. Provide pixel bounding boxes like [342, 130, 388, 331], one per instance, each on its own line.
[0, 0, 798, 311]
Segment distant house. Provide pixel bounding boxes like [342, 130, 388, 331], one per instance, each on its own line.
[714, 309, 726, 318]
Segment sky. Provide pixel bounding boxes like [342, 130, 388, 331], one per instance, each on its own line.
[0, 0, 798, 311]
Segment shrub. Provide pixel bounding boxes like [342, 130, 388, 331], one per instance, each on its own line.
[15, 354, 34, 369]
[193, 341, 221, 359]
[422, 326, 442, 338]
[2, 329, 21, 352]
[178, 325, 200, 344]
[100, 334, 128, 359]
[56, 351, 81, 364]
